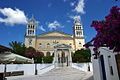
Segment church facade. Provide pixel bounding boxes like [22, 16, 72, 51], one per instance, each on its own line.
[24, 17, 85, 56]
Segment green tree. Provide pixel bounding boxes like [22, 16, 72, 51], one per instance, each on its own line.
[34, 51, 44, 63]
[43, 56, 53, 63]
[9, 41, 26, 56]
[72, 49, 91, 63]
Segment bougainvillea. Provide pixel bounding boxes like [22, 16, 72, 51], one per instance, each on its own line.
[25, 47, 44, 58]
[89, 6, 120, 56]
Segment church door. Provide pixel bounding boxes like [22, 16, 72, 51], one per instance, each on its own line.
[58, 51, 68, 67]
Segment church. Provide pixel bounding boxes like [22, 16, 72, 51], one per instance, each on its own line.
[24, 16, 85, 66]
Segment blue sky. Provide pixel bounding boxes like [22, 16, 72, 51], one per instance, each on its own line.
[0, 0, 119, 47]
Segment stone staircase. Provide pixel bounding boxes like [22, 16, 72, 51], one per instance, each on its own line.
[39, 67, 93, 80]
[7, 67, 93, 80]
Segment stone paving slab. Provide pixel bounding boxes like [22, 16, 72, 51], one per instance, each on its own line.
[7, 67, 93, 80]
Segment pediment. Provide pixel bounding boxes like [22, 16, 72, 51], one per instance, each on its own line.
[38, 31, 72, 37]
[54, 44, 71, 49]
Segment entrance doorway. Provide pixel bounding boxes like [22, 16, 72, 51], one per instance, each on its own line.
[58, 51, 69, 67]
[54, 44, 72, 67]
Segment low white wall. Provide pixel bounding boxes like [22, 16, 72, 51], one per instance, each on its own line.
[72, 63, 93, 72]
[0, 64, 54, 76]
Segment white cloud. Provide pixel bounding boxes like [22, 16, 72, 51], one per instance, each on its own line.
[39, 25, 46, 32]
[0, 8, 27, 25]
[48, 20, 63, 30]
[74, 0, 85, 14]
[70, 1, 76, 7]
[69, 15, 81, 21]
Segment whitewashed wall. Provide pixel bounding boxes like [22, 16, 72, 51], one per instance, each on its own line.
[72, 63, 93, 72]
[0, 64, 54, 76]
[90, 46, 119, 80]
[90, 47, 103, 80]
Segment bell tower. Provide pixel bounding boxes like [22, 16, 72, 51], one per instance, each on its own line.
[73, 18, 85, 51]
[25, 16, 37, 48]
[26, 16, 37, 36]
[73, 18, 84, 37]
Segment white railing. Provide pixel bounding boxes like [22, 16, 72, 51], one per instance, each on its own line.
[37, 64, 55, 75]
[72, 63, 93, 72]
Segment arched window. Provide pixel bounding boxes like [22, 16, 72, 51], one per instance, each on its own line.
[79, 42, 81, 44]
[28, 38, 32, 45]
[32, 25, 34, 29]
[32, 30, 34, 34]
[28, 25, 30, 28]
[29, 30, 32, 34]
[52, 53, 54, 56]
[39, 43, 42, 45]
[79, 27, 81, 29]
[47, 43, 50, 45]
[79, 42, 82, 47]
[39, 43, 42, 48]
[47, 43, 50, 48]
[28, 30, 30, 34]
[46, 52, 50, 56]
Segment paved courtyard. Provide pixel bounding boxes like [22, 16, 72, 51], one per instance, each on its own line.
[7, 67, 93, 80]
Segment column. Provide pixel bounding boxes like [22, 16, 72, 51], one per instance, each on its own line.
[69, 49, 72, 66]
[54, 49, 58, 67]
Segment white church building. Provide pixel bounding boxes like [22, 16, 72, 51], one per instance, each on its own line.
[24, 16, 85, 67]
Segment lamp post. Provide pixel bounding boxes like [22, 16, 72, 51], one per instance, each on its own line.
[35, 63, 37, 75]
[34, 58, 37, 75]
[88, 63, 90, 71]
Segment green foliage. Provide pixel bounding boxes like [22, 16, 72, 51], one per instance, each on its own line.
[72, 49, 91, 63]
[43, 56, 53, 63]
[34, 56, 42, 63]
[9, 41, 26, 56]
[9, 41, 45, 63]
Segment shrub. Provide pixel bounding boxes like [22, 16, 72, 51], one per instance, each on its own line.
[34, 56, 43, 63]
[72, 49, 91, 63]
[43, 56, 53, 63]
